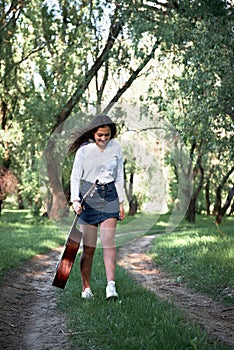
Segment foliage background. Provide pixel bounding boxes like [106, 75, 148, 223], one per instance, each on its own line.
[0, 0, 233, 222]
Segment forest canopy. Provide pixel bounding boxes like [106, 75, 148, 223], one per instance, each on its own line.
[0, 0, 233, 223]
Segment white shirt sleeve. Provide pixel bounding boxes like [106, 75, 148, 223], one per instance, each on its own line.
[70, 147, 85, 203]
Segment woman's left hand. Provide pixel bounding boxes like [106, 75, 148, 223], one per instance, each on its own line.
[119, 203, 125, 221]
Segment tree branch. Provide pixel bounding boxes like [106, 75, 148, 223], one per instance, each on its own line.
[53, 13, 123, 129]
[0, 43, 46, 84]
[102, 39, 160, 115]
[0, 0, 23, 31]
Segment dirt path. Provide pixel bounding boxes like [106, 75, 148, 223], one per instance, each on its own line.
[0, 247, 70, 350]
[0, 235, 233, 349]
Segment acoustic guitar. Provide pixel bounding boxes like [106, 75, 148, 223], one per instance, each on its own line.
[52, 180, 98, 289]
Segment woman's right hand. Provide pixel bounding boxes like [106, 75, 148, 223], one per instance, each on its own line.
[119, 203, 125, 221]
[73, 200, 83, 215]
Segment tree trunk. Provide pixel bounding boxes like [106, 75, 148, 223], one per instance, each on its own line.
[17, 191, 24, 210]
[205, 165, 216, 216]
[186, 197, 196, 223]
[123, 160, 138, 216]
[205, 177, 211, 215]
[128, 195, 138, 216]
[213, 166, 234, 216]
[215, 185, 234, 224]
[46, 177, 69, 220]
[0, 166, 18, 212]
[228, 200, 234, 216]
[186, 154, 204, 222]
[44, 143, 69, 219]
[127, 173, 137, 216]
[213, 184, 222, 216]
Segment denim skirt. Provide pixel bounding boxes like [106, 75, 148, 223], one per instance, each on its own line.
[78, 180, 120, 225]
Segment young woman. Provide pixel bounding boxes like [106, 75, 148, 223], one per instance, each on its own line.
[70, 115, 125, 299]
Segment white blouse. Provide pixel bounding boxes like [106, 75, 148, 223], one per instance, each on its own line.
[70, 139, 125, 203]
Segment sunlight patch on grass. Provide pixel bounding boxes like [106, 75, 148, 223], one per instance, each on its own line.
[155, 220, 169, 227]
[150, 216, 234, 305]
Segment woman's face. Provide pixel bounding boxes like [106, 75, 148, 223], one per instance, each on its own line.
[94, 126, 111, 150]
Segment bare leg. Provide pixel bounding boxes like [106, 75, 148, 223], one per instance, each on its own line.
[100, 218, 117, 283]
[80, 224, 98, 291]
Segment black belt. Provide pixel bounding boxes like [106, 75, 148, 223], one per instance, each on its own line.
[96, 181, 114, 188]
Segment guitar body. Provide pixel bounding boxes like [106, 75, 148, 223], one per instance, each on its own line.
[52, 215, 82, 289]
[52, 180, 98, 289]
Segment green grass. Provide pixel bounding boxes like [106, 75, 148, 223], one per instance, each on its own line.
[0, 209, 66, 280]
[57, 249, 231, 350]
[149, 215, 234, 305]
[0, 209, 233, 349]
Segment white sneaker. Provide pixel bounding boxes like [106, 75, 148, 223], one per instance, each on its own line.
[106, 281, 118, 300]
[81, 287, 94, 299]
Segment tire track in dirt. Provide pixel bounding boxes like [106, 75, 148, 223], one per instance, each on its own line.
[117, 235, 234, 347]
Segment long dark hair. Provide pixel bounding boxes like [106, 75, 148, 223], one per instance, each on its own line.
[69, 115, 117, 153]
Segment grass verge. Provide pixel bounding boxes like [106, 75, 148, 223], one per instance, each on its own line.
[0, 209, 65, 281]
[149, 215, 234, 305]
